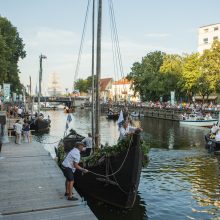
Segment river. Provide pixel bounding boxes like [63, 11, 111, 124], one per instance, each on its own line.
[33, 109, 220, 220]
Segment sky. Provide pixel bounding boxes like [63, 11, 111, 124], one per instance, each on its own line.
[1, 0, 220, 94]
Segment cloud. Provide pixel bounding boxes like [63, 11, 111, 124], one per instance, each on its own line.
[25, 27, 79, 49]
[19, 27, 186, 93]
[145, 33, 171, 38]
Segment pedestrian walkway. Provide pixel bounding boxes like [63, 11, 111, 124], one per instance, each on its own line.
[0, 141, 96, 220]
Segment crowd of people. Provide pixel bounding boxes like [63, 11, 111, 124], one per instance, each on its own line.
[105, 100, 220, 112]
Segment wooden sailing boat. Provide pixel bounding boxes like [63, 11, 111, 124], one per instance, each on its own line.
[57, 0, 146, 208]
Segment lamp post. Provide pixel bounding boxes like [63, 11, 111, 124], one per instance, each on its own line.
[38, 54, 47, 115]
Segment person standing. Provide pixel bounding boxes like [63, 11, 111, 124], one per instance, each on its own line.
[118, 120, 141, 141]
[61, 142, 88, 201]
[14, 120, 22, 144]
[82, 133, 93, 156]
[23, 120, 30, 143]
[17, 107, 23, 118]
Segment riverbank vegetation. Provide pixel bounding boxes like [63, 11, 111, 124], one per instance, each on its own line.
[0, 16, 26, 93]
[127, 40, 220, 103]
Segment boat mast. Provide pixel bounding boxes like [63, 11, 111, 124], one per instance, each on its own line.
[91, 0, 95, 148]
[95, 0, 102, 148]
[38, 54, 47, 115]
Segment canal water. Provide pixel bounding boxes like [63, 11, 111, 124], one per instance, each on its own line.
[34, 109, 220, 219]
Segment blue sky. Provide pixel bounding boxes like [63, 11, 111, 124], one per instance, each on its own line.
[1, 0, 220, 94]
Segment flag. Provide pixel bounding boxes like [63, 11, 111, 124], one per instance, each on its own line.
[117, 110, 124, 130]
[65, 122, 69, 130]
[67, 113, 72, 122]
[65, 114, 72, 131]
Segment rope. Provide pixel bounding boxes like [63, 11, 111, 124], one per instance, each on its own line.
[87, 136, 133, 178]
[109, 158, 128, 194]
[73, 0, 91, 88]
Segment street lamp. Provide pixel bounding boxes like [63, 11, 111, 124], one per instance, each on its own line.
[65, 88, 68, 96]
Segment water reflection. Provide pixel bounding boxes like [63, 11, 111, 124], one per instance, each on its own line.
[86, 194, 148, 220]
[36, 109, 220, 219]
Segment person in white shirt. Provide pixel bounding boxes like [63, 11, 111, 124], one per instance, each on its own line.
[17, 107, 23, 118]
[82, 133, 93, 156]
[118, 120, 137, 141]
[61, 142, 88, 201]
[14, 120, 23, 144]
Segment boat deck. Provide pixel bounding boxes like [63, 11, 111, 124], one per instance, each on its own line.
[0, 140, 96, 220]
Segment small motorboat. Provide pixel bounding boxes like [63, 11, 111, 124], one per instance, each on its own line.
[180, 113, 218, 127]
[130, 111, 144, 118]
[106, 108, 119, 120]
[29, 113, 51, 132]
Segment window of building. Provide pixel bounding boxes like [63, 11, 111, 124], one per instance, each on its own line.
[203, 38, 208, 44]
[213, 36, 218, 40]
[214, 26, 219, 31]
[204, 28, 208, 33]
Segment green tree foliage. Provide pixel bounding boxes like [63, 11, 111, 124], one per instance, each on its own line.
[160, 54, 184, 100]
[127, 51, 166, 101]
[128, 41, 220, 102]
[0, 16, 26, 92]
[181, 53, 201, 99]
[74, 79, 88, 93]
[200, 40, 220, 94]
[86, 75, 97, 91]
[74, 75, 97, 93]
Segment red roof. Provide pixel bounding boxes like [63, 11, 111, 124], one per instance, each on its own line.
[113, 78, 131, 85]
[100, 78, 112, 91]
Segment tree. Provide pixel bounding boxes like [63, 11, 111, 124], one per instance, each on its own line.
[0, 35, 8, 83]
[0, 16, 26, 92]
[160, 54, 184, 100]
[74, 75, 97, 93]
[127, 51, 165, 101]
[74, 79, 88, 93]
[86, 75, 96, 91]
[181, 53, 201, 100]
[200, 40, 220, 94]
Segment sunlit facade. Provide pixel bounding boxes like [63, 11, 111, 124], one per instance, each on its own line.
[110, 78, 140, 102]
[198, 23, 220, 53]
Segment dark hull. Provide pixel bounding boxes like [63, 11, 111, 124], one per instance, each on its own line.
[63, 132, 84, 153]
[74, 130, 143, 208]
[106, 113, 119, 120]
[30, 118, 51, 132]
[205, 134, 220, 152]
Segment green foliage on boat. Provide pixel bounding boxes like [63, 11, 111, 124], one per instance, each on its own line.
[56, 141, 65, 167]
[56, 135, 150, 167]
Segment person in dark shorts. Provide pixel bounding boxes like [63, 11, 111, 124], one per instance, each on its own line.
[61, 142, 88, 201]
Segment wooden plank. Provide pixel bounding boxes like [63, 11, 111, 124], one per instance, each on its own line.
[0, 141, 96, 219]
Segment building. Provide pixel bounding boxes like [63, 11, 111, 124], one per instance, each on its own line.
[110, 78, 140, 102]
[100, 78, 113, 101]
[198, 23, 220, 53]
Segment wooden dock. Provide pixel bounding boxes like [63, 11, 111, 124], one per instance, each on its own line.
[0, 140, 97, 220]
